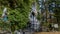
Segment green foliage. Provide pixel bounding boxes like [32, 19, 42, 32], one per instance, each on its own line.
[0, 0, 34, 32]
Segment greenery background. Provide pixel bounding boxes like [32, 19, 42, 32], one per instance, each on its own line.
[0, 0, 60, 32]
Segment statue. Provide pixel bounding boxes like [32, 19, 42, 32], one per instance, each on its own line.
[2, 7, 8, 22]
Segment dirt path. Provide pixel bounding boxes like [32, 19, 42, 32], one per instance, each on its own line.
[34, 32, 60, 34]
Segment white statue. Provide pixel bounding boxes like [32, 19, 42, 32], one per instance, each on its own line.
[2, 7, 7, 17]
[2, 7, 8, 21]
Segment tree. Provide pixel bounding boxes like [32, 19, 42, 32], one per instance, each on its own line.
[0, 0, 34, 32]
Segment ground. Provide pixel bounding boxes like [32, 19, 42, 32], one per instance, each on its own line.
[34, 32, 60, 34]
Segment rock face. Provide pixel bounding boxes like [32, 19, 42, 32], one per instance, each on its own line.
[14, 29, 34, 34]
[0, 30, 11, 34]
